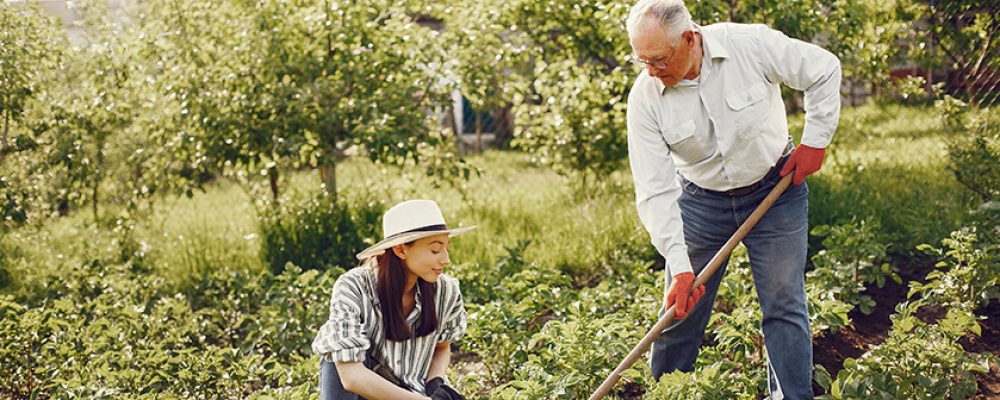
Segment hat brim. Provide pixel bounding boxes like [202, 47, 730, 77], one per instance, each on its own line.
[355, 226, 477, 261]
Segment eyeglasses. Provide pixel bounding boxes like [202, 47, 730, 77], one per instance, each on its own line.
[629, 43, 679, 70]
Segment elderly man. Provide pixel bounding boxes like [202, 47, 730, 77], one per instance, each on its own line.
[624, 0, 841, 399]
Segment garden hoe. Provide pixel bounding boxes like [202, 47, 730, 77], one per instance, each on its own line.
[588, 173, 795, 400]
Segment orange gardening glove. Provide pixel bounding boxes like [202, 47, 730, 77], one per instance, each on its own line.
[779, 144, 826, 185]
[666, 272, 705, 319]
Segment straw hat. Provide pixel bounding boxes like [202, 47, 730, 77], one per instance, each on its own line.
[355, 199, 476, 260]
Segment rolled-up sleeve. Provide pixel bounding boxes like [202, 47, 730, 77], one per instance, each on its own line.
[753, 24, 842, 149]
[627, 81, 693, 277]
[436, 277, 467, 343]
[311, 275, 370, 363]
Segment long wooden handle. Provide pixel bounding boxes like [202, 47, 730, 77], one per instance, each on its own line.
[588, 173, 794, 400]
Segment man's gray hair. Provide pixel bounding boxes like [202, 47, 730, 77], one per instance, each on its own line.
[626, 0, 694, 43]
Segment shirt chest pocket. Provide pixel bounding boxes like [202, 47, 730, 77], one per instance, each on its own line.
[725, 82, 769, 139]
[661, 119, 696, 146]
[660, 119, 712, 165]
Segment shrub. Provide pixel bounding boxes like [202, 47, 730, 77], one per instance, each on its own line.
[256, 192, 383, 274]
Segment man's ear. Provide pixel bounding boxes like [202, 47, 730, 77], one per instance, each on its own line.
[391, 244, 407, 260]
[682, 30, 695, 45]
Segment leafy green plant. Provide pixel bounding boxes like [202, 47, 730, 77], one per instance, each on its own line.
[810, 219, 900, 314]
[912, 230, 1000, 308]
[461, 247, 575, 385]
[256, 192, 383, 274]
[484, 259, 660, 399]
[0, 248, 329, 398]
[825, 301, 994, 400]
[646, 360, 764, 400]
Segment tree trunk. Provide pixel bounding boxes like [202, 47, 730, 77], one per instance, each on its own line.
[319, 157, 337, 198]
[1, 112, 9, 166]
[93, 136, 107, 222]
[475, 112, 483, 153]
[269, 168, 280, 201]
[925, 68, 933, 93]
[92, 178, 100, 222]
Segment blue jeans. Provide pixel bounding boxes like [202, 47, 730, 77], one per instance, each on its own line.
[319, 358, 367, 400]
[649, 158, 813, 400]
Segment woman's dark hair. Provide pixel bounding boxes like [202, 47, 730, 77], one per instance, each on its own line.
[376, 245, 438, 341]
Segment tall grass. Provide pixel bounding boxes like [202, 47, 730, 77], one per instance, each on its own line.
[133, 179, 261, 292]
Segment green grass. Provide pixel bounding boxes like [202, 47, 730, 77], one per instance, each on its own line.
[790, 103, 978, 254]
[134, 179, 262, 291]
[290, 151, 655, 283]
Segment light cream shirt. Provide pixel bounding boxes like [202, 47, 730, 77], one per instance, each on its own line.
[627, 23, 841, 276]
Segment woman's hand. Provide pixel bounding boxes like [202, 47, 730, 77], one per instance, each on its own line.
[425, 377, 464, 400]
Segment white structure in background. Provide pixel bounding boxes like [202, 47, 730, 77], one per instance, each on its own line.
[4, 0, 127, 46]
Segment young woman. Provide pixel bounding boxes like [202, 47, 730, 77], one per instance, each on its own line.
[312, 199, 472, 400]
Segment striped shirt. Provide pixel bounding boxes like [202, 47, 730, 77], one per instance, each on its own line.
[311, 261, 468, 393]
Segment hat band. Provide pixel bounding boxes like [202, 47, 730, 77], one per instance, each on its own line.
[385, 224, 449, 240]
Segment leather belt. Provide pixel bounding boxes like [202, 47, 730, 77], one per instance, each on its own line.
[699, 142, 795, 197]
[718, 164, 780, 196]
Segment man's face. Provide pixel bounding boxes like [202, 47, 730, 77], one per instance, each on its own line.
[631, 20, 697, 88]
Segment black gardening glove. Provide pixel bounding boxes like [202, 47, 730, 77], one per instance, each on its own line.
[425, 377, 464, 400]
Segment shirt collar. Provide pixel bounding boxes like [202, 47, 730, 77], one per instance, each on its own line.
[700, 25, 730, 60]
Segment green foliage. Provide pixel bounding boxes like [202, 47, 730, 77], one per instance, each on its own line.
[513, 62, 631, 188]
[646, 361, 763, 400]
[0, 4, 64, 160]
[896, 0, 997, 106]
[806, 279, 854, 334]
[827, 225, 999, 399]
[34, 29, 137, 220]
[643, 254, 770, 399]
[461, 241, 576, 386]
[437, 0, 526, 138]
[497, 0, 633, 187]
[0, 248, 333, 398]
[912, 231, 1000, 308]
[479, 257, 660, 399]
[810, 219, 900, 314]
[256, 192, 383, 274]
[713, 270, 765, 366]
[935, 97, 1000, 202]
[0, 4, 66, 226]
[890, 75, 944, 105]
[803, 103, 975, 254]
[826, 301, 994, 400]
